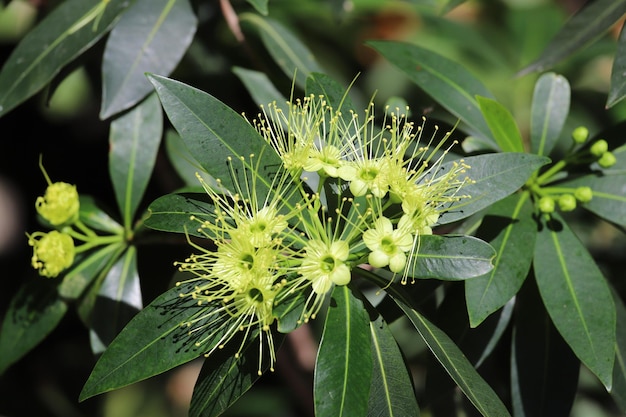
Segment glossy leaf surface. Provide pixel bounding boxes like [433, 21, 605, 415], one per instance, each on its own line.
[476, 96, 524, 153]
[608, 22, 626, 108]
[368, 312, 420, 417]
[436, 153, 550, 224]
[79, 281, 211, 400]
[0, 0, 130, 118]
[367, 40, 494, 140]
[530, 72, 570, 156]
[0, 279, 67, 374]
[100, 0, 197, 118]
[465, 193, 535, 327]
[315, 285, 372, 417]
[145, 192, 214, 237]
[405, 235, 495, 280]
[109, 92, 162, 229]
[534, 213, 615, 389]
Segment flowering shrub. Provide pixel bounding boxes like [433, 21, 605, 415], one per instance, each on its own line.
[1, 1, 626, 416]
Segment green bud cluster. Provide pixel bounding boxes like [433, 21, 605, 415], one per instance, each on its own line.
[571, 126, 589, 144]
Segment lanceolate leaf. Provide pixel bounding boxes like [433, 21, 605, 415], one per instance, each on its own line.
[100, 0, 197, 119]
[0, 279, 67, 375]
[240, 13, 323, 89]
[189, 333, 285, 417]
[109, 92, 163, 230]
[530, 73, 571, 156]
[608, 23, 626, 108]
[476, 96, 525, 153]
[79, 195, 125, 235]
[393, 296, 511, 417]
[518, 0, 626, 76]
[466, 193, 535, 327]
[0, 0, 131, 118]
[145, 192, 215, 237]
[146, 74, 292, 208]
[79, 281, 215, 401]
[404, 235, 495, 280]
[368, 313, 420, 417]
[89, 246, 142, 354]
[534, 213, 615, 389]
[436, 153, 551, 224]
[367, 40, 494, 141]
[315, 285, 372, 417]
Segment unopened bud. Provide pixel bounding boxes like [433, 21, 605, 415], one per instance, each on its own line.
[538, 196, 555, 213]
[574, 186, 593, 203]
[598, 152, 617, 168]
[571, 126, 589, 144]
[590, 139, 608, 157]
[558, 194, 577, 212]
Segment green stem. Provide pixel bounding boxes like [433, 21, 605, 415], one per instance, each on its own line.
[536, 159, 567, 185]
[74, 235, 124, 254]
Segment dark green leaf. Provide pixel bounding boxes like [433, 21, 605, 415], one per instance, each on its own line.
[79, 195, 124, 235]
[58, 243, 126, 300]
[89, 246, 142, 354]
[240, 13, 323, 89]
[609, 287, 626, 412]
[189, 333, 285, 417]
[109, 92, 162, 229]
[0, 0, 131, 118]
[518, 0, 626, 75]
[314, 285, 372, 417]
[608, 23, 626, 108]
[146, 74, 290, 206]
[405, 235, 495, 280]
[465, 193, 535, 327]
[145, 192, 215, 237]
[530, 73, 570, 156]
[367, 40, 494, 141]
[511, 278, 579, 417]
[79, 281, 214, 400]
[393, 296, 511, 417]
[534, 213, 615, 389]
[437, 153, 551, 224]
[368, 312, 420, 417]
[0, 279, 67, 374]
[233, 66, 287, 110]
[560, 170, 626, 228]
[476, 96, 524, 153]
[100, 0, 197, 119]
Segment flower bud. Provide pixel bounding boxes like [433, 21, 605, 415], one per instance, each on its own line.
[538, 196, 555, 213]
[571, 126, 589, 144]
[590, 139, 608, 157]
[574, 186, 593, 203]
[28, 231, 75, 278]
[36, 182, 80, 226]
[598, 151, 617, 168]
[558, 194, 577, 212]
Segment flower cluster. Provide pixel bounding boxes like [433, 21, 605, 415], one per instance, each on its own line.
[174, 95, 472, 374]
[27, 159, 122, 278]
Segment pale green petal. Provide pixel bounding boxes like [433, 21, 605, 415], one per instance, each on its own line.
[330, 240, 350, 260]
[337, 164, 357, 181]
[349, 178, 368, 196]
[369, 250, 389, 268]
[331, 264, 351, 285]
[389, 252, 407, 273]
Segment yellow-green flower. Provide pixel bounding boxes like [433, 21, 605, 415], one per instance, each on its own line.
[36, 182, 79, 226]
[299, 239, 351, 294]
[362, 216, 413, 273]
[28, 230, 75, 278]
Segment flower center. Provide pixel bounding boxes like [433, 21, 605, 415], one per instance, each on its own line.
[248, 287, 264, 302]
[381, 237, 396, 254]
[320, 255, 336, 273]
[250, 221, 267, 233]
[240, 253, 255, 270]
[359, 166, 379, 181]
